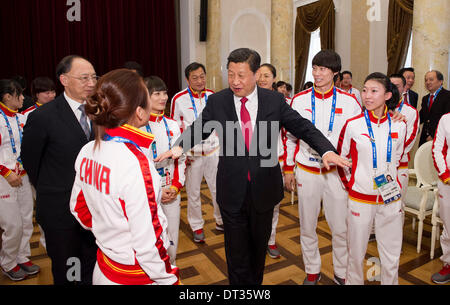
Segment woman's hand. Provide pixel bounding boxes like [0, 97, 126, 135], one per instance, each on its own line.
[5, 172, 22, 188]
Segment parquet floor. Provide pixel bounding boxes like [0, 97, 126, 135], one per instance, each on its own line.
[0, 181, 448, 285]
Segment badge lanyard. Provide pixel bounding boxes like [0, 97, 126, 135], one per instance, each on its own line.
[429, 86, 442, 108]
[311, 86, 337, 136]
[363, 110, 392, 174]
[187, 87, 208, 120]
[103, 134, 142, 153]
[146, 117, 172, 160]
[0, 109, 23, 164]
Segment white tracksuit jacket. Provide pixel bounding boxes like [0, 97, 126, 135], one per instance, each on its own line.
[432, 113, 450, 265]
[70, 124, 180, 285]
[170, 88, 219, 156]
[0, 102, 34, 272]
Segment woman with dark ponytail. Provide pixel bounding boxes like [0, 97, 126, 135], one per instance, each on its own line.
[337, 72, 407, 285]
[69, 69, 180, 285]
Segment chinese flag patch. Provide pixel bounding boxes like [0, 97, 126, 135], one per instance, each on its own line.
[335, 108, 343, 114]
[391, 132, 398, 139]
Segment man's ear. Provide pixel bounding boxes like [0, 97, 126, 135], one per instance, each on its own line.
[60, 74, 69, 87]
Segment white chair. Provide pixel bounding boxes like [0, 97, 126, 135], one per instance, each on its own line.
[431, 191, 444, 259]
[403, 141, 438, 253]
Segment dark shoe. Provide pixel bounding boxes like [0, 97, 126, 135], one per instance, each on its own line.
[431, 264, 450, 284]
[333, 274, 345, 285]
[193, 229, 205, 243]
[303, 273, 321, 285]
[18, 261, 40, 275]
[1, 265, 27, 281]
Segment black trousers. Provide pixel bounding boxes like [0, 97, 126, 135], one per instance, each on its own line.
[43, 225, 97, 285]
[220, 183, 274, 285]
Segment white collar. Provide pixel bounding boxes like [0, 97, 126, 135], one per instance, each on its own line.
[64, 92, 85, 113]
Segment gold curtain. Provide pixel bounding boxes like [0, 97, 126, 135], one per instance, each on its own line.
[294, 0, 335, 93]
[387, 0, 414, 76]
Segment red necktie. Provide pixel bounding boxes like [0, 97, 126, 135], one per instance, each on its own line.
[403, 92, 408, 105]
[240, 97, 253, 180]
[429, 94, 434, 110]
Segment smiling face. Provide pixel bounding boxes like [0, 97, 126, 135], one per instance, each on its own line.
[187, 67, 207, 93]
[36, 90, 56, 104]
[228, 62, 258, 98]
[425, 71, 443, 93]
[312, 65, 336, 92]
[149, 90, 168, 114]
[402, 71, 415, 91]
[362, 79, 392, 115]
[60, 58, 97, 103]
[257, 66, 275, 90]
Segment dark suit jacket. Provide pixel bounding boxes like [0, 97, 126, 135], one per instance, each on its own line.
[176, 87, 336, 213]
[419, 88, 450, 146]
[407, 89, 418, 109]
[20, 94, 94, 230]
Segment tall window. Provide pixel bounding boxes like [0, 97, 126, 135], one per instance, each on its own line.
[404, 32, 413, 68]
[305, 29, 321, 83]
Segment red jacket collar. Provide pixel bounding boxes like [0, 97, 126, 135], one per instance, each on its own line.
[0, 102, 18, 117]
[188, 87, 207, 99]
[105, 124, 154, 149]
[313, 84, 335, 99]
[149, 112, 164, 123]
[368, 106, 388, 124]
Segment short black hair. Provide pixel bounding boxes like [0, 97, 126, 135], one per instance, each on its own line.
[342, 70, 352, 78]
[389, 73, 406, 86]
[399, 67, 415, 76]
[143, 76, 167, 95]
[124, 61, 144, 77]
[259, 63, 277, 78]
[303, 81, 313, 90]
[56, 55, 90, 79]
[312, 50, 341, 73]
[31, 77, 56, 100]
[431, 70, 444, 81]
[286, 83, 292, 91]
[276, 81, 287, 88]
[227, 48, 261, 73]
[12, 75, 27, 90]
[185, 62, 206, 79]
[0, 79, 23, 102]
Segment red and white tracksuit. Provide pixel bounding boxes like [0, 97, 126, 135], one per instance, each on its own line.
[285, 86, 362, 278]
[0, 103, 34, 273]
[70, 124, 180, 285]
[395, 100, 420, 202]
[269, 102, 290, 247]
[342, 86, 362, 107]
[170, 88, 222, 231]
[338, 108, 407, 285]
[432, 113, 450, 266]
[140, 113, 186, 264]
[21, 103, 41, 125]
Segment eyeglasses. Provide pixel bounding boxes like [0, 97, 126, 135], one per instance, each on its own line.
[65, 74, 99, 83]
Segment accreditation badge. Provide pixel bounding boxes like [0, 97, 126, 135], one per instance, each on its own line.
[307, 147, 322, 163]
[157, 167, 172, 188]
[373, 173, 402, 204]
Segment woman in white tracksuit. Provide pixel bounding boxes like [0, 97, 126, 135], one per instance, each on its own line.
[337, 73, 407, 285]
[141, 76, 186, 264]
[431, 113, 450, 284]
[0, 79, 39, 281]
[256, 63, 287, 259]
[70, 69, 180, 285]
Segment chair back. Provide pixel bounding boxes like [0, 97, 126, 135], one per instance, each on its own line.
[414, 141, 439, 186]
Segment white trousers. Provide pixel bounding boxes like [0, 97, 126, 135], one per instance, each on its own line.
[0, 175, 34, 271]
[346, 199, 403, 285]
[296, 168, 348, 278]
[161, 195, 181, 265]
[186, 154, 222, 231]
[438, 181, 450, 265]
[268, 203, 280, 246]
[398, 168, 409, 225]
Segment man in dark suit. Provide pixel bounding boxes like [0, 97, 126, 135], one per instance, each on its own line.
[20, 55, 98, 285]
[419, 70, 450, 146]
[156, 48, 350, 285]
[399, 67, 419, 108]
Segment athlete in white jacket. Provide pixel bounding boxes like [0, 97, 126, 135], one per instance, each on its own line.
[140, 76, 187, 264]
[338, 73, 407, 285]
[70, 69, 180, 285]
[431, 113, 450, 284]
[284, 50, 362, 285]
[170, 63, 222, 242]
[0, 80, 40, 281]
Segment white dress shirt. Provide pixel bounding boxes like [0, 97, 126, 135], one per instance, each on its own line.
[233, 86, 258, 131]
[64, 92, 91, 126]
